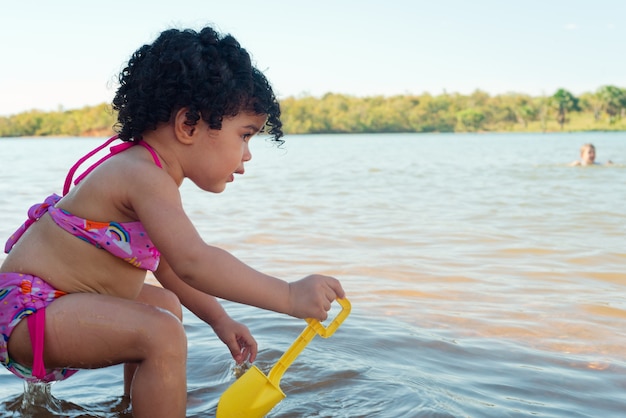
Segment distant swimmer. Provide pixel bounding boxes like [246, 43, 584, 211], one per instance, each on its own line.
[569, 143, 613, 166]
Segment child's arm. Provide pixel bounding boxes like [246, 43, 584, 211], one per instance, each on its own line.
[169, 240, 342, 320]
[154, 257, 257, 364]
[130, 165, 345, 321]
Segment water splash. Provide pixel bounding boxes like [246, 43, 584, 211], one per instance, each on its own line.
[21, 382, 61, 411]
[2, 381, 111, 417]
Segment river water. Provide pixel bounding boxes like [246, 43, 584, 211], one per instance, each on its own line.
[0, 132, 625, 417]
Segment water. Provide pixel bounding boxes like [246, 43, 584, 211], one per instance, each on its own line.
[0, 132, 625, 417]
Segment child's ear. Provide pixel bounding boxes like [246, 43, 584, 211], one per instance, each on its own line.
[174, 108, 196, 144]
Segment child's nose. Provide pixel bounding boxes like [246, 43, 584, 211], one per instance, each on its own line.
[243, 143, 252, 162]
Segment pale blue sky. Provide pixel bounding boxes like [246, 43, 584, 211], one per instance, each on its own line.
[1, 0, 624, 116]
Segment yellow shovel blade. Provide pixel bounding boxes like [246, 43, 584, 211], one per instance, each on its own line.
[216, 365, 285, 418]
[216, 298, 351, 418]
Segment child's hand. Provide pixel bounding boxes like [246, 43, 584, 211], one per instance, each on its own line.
[288, 274, 345, 321]
[211, 316, 258, 364]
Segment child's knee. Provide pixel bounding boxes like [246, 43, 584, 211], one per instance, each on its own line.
[148, 310, 187, 358]
[139, 285, 183, 321]
[159, 288, 183, 321]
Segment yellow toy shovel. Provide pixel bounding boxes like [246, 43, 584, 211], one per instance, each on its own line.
[216, 297, 351, 418]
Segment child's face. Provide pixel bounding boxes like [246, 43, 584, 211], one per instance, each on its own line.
[581, 146, 596, 165]
[191, 112, 267, 193]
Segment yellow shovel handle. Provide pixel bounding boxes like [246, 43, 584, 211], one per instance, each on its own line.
[267, 297, 351, 385]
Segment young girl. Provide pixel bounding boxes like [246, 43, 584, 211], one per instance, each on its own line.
[0, 26, 345, 417]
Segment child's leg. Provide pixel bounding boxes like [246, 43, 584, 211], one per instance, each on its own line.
[7, 292, 188, 418]
[124, 283, 183, 396]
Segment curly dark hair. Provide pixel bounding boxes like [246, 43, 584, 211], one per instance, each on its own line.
[112, 27, 283, 143]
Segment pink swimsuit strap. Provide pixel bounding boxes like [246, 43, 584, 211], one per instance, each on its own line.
[27, 309, 47, 379]
[63, 135, 163, 195]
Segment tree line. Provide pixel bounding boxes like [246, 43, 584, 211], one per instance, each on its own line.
[2, 86, 626, 138]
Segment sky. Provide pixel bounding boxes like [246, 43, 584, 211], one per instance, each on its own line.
[1, 0, 625, 116]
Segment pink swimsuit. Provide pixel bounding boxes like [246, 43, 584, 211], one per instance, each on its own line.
[1, 135, 161, 382]
[4, 194, 160, 272]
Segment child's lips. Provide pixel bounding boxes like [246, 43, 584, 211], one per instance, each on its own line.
[229, 169, 244, 182]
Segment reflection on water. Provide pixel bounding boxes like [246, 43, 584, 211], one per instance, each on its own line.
[1, 132, 625, 417]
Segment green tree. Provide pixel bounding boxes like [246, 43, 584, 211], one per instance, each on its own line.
[456, 108, 486, 132]
[417, 93, 456, 132]
[504, 94, 538, 128]
[596, 85, 626, 123]
[579, 92, 603, 122]
[551, 88, 580, 130]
